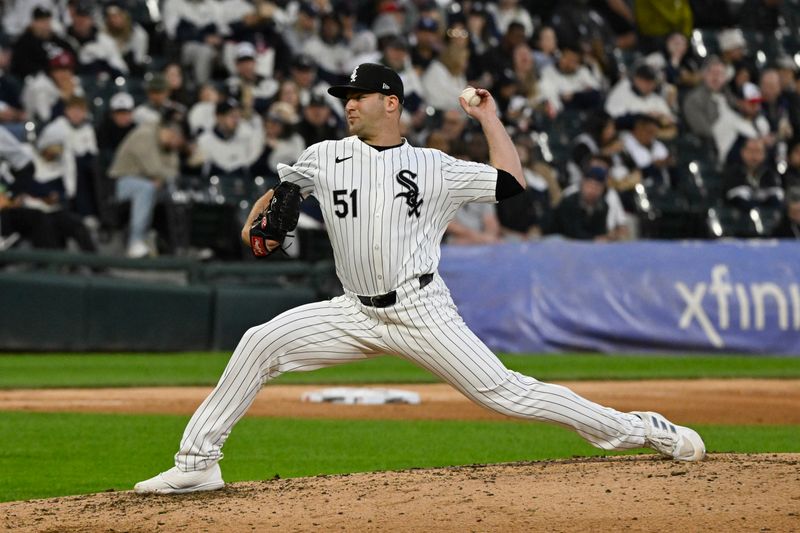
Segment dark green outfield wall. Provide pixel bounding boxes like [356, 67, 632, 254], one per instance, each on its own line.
[0, 252, 332, 351]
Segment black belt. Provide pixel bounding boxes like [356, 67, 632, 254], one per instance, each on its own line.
[357, 273, 434, 308]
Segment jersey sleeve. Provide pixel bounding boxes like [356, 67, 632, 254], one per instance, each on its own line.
[441, 152, 498, 204]
[277, 144, 318, 196]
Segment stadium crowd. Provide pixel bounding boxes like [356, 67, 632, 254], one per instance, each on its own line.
[0, 0, 799, 260]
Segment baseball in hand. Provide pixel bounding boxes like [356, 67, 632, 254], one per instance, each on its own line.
[460, 87, 481, 107]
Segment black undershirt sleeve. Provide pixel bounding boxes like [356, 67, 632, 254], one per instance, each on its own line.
[495, 168, 524, 201]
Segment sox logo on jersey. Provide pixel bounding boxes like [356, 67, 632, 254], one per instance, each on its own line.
[395, 170, 423, 217]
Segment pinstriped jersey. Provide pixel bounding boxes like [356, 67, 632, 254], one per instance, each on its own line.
[278, 135, 498, 296]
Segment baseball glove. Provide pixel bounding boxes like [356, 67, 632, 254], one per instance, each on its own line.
[249, 181, 302, 257]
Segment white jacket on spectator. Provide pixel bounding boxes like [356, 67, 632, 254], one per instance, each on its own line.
[21, 72, 84, 124]
[2, 0, 64, 39]
[67, 30, 129, 75]
[605, 78, 674, 120]
[188, 101, 217, 136]
[101, 21, 149, 68]
[196, 117, 263, 174]
[162, 0, 227, 40]
[266, 133, 305, 173]
[711, 94, 770, 163]
[40, 116, 97, 158]
[0, 126, 32, 171]
[621, 131, 669, 169]
[132, 105, 162, 125]
[302, 36, 350, 76]
[421, 60, 466, 111]
[539, 63, 602, 113]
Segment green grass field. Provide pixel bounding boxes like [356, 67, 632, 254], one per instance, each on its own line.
[2, 353, 800, 388]
[0, 353, 798, 503]
[0, 411, 797, 503]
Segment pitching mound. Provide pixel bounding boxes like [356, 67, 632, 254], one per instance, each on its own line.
[3, 454, 798, 532]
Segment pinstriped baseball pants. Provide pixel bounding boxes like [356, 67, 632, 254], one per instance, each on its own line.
[175, 276, 647, 471]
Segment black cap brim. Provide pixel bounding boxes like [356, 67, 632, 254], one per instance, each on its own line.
[327, 84, 403, 103]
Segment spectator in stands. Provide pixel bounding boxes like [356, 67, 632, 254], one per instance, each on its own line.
[283, 2, 320, 56]
[759, 69, 800, 151]
[717, 28, 754, 91]
[532, 26, 558, 72]
[0, 182, 48, 250]
[722, 82, 773, 164]
[571, 110, 641, 203]
[108, 115, 185, 258]
[133, 74, 177, 125]
[251, 101, 304, 179]
[0, 181, 98, 252]
[0, 126, 36, 197]
[605, 63, 676, 138]
[465, 2, 500, 61]
[619, 115, 675, 235]
[480, 21, 527, 84]
[621, 114, 674, 192]
[489, 0, 534, 38]
[775, 55, 798, 94]
[771, 186, 800, 238]
[782, 139, 800, 191]
[2, 1, 63, 41]
[409, 17, 441, 71]
[436, 108, 468, 146]
[162, 0, 225, 85]
[101, 1, 149, 77]
[338, 3, 377, 70]
[39, 95, 98, 219]
[446, 199, 503, 245]
[539, 42, 603, 115]
[589, 0, 638, 50]
[422, 26, 470, 111]
[164, 62, 194, 110]
[10, 7, 75, 81]
[187, 83, 220, 136]
[302, 11, 350, 79]
[96, 92, 136, 166]
[633, 0, 692, 54]
[683, 56, 735, 150]
[21, 49, 84, 124]
[64, 1, 128, 77]
[0, 36, 27, 137]
[296, 93, 340, 147]
[549, 156, 628, 241]
[274, 79, 302, 116]
[13, 124, 97, 252]
[511, 43, 545, 119]
[645, 31, 701, 93]
[497, 136, 561, 239]
[224, 42, 278, 119]
[223, 1, 291, 80]
[722, 137, 783, 212]
[196, 98, 263, 178]
[287, 54, 340, 115]
[377, 35, 425, 115]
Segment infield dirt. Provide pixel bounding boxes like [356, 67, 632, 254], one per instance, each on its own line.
[2, 379, 799, 532]
[2, 454, 799, 532]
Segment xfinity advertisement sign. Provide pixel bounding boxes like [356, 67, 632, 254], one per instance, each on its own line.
[440, 240, 800, 355]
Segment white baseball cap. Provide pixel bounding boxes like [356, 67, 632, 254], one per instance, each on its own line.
[740, 82, 763, 103]
[236, 42, 256, 61]
[109, 92, 134, 111]
[718, 29, 746, 52]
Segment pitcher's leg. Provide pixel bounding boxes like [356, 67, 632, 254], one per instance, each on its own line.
[176, 297, 383, 471]
[385, 311, 646, 451]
